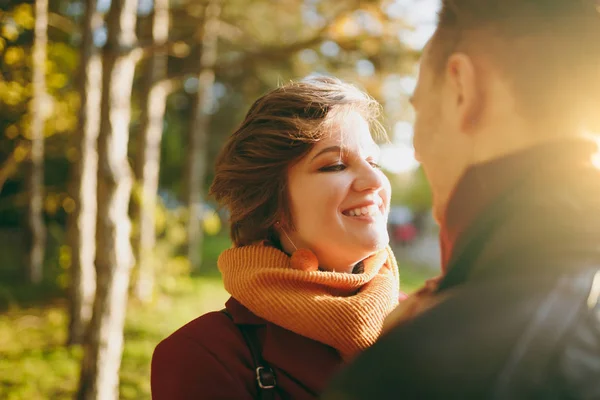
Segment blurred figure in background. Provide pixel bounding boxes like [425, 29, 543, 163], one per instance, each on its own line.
[324, 0, 600, 398]
[151, 77, 403, 399]
[387, 206, 418, 247]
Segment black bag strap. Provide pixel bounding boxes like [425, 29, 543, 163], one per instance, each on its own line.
[221, 309, 277, 400]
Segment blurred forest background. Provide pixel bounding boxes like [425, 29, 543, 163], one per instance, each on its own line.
[0, 0, 439, 398]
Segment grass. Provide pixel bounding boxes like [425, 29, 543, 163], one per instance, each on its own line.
[0, 232, 434, 399]
[0, 232, 233, 400]
[399, 263, 437, 294]
[0, 277, 229, 399]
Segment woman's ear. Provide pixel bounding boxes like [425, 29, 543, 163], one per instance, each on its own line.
[446, 53, 483, 133]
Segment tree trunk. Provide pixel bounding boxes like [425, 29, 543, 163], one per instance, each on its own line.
[130, 0, 170, 303]
[27, 0, 49, 284]
[77, 0, 139, 397]
[66, 0, 101, 346]
[186, 0, 221, 271]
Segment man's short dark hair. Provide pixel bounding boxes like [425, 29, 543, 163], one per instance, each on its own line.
[430, 0, 600, 130]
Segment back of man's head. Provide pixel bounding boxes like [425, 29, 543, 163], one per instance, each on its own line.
[430, 0, 600, 132]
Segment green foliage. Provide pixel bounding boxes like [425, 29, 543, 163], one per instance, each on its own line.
[146, 198, 227, 281]
[0, 2, 79, 140]
[0, 307, 80, 399]
[399, 263, 437, 293]
[0, 1, 80, 232]
[390, 166, 433, 212]
[194, 231, 232, 277]
[0, 223, 66, 310]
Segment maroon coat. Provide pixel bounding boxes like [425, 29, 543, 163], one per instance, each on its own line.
[151, 297, 344, 399]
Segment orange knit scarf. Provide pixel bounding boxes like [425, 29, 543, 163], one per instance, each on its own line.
[218, 245, 400, 359]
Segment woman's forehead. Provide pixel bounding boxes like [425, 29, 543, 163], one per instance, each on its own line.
[305, 136, 379, 165]
[317, 116, 378, 152]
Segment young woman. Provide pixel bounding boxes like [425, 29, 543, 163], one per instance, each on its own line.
[151, 77, 402, 399]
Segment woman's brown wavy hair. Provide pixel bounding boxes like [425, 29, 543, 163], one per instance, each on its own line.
[209, 76, 384, 246]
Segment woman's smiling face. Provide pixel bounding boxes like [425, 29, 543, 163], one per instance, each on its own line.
[283, 111, 391, 273]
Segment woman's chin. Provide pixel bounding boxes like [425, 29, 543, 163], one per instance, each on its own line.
[354, 234, 390, 257]
[365, 232, 390, 250]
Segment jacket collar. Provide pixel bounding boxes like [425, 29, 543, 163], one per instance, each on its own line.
[225, 297, 342, 395]
[438, 137, 600, 289]
[225, 296, 265, 325]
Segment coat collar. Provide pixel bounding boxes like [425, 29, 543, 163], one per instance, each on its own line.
[225, 297, 343, 395]
[438, 137, 600, 289]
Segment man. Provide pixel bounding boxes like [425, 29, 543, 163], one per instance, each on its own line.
[323, 1, 600, 398]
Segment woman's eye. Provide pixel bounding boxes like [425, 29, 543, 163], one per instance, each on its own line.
[369, 161, 381, 169]
[319, 164, 346, 172]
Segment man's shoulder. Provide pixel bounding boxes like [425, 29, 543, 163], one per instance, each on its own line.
[385, 271, 592, 363]
[547, 269, 600, 398]
[324, 270, 600, 399]
[325, 280, 536, 398]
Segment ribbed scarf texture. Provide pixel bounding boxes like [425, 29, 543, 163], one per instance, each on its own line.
[218, 245, 400, 359]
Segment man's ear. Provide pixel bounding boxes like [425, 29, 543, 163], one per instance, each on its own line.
[446, 53, 482, 133]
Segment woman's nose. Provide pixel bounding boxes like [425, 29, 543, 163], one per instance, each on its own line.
[352, 161, 385, 193]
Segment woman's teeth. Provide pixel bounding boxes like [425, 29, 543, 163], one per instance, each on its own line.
[345, 205, 379, 217]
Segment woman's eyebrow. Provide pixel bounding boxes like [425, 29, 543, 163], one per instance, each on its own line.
[310, 146, 342, 162]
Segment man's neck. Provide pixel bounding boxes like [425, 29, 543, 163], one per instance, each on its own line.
[433, 125, 592, 224]
[469, 119, 576, 165]
[437, 136, 600, 283]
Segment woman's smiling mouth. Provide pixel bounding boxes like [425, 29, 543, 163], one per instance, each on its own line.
[341, 202, 385, 219]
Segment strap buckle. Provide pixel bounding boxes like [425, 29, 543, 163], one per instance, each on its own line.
[256, 366, 276, 389]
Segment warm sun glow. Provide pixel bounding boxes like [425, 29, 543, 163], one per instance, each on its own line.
[592, 153, 600, 170]
[589, 132, 600, 169]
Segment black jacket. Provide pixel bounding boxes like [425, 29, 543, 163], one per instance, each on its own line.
[323, 139, 600, 399]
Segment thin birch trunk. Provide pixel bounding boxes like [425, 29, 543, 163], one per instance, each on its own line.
[130, 0, 170, 302]
[66, 0, 101, 346]
[27, 0, 49, 285]
[186, 0, 221, 271]
[77, 0, 139, 397]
